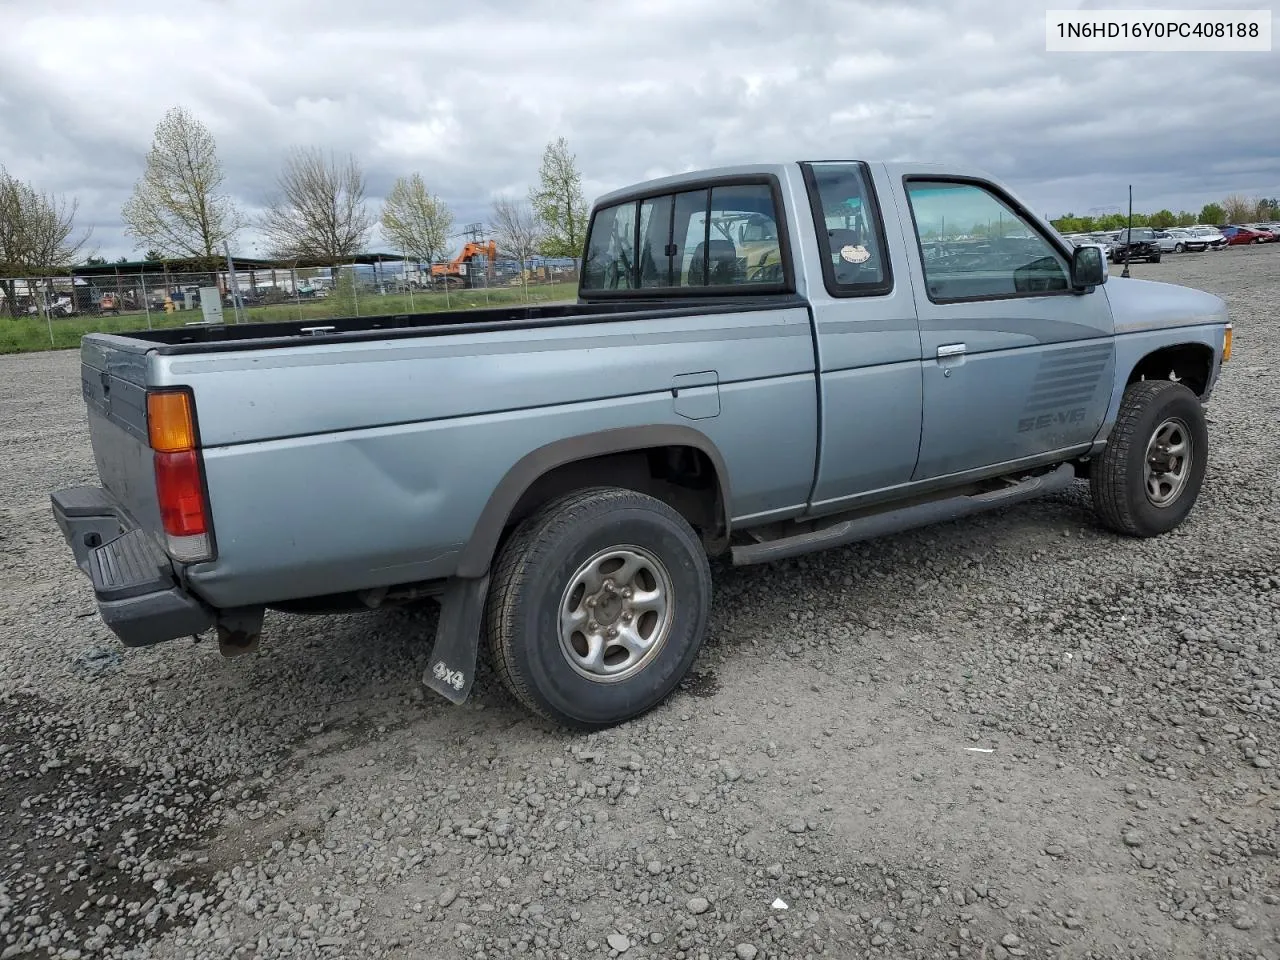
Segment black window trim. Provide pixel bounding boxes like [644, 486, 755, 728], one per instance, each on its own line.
[579, 173, 796, 301]
[798, 160, 895, 299]
[900, 174, 1076, 306]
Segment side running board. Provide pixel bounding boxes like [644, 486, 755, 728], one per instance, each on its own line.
[731, 463, 1077, 566]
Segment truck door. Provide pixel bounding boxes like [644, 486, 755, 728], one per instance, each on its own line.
[798, 161, 925, 514]
[893, 175, 1116, 481]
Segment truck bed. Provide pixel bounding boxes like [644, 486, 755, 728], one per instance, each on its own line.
[81, 292, 822, 611]
[118, 296, 805, 355]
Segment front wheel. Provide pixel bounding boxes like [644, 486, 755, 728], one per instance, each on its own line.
[1174, 243, 1185, 253]
[1090, 380, 1208, 537]
[1150, 254, 1162, 263]
[485, 487, 712, 729]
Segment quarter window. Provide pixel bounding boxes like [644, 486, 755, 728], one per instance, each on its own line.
[802, 162, 892, 296]
[904, 180, 1069, 301]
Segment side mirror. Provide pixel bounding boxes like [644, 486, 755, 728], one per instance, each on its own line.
[1071, 244, 1107, 289]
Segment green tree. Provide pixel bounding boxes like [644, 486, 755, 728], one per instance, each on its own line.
[1199, 202, 1225, 225]
[529, 136, 587, 258]
[379, 173, 454, 264]
[121, 106, 244, 262]
[1149, 209, 1175, 229]
[1174, 211, 1196, 227]
[143, 248, 165, 261]
[1051, 214, 1087, 233]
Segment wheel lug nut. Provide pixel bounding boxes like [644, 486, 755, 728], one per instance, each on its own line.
[607, 627, 618, 639]
[622, 612, 632, 623]
[622, 587, 632, 599]
[586, 597, 596, 608]
[588, 620, 599, 632]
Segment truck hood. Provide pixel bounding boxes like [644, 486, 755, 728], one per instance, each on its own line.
[1103, 276, 1228, 335]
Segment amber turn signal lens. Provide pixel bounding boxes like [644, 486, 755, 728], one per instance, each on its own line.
[147, 390, 196, 452]
[1223, 324, 1233, 363]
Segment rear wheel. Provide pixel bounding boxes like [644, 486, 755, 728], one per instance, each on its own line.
[1090, 380, 1207, 537]
[1150, 253, 1162, 263]
[485, 487, 712, 729]
[1174, 243, 1185, 253]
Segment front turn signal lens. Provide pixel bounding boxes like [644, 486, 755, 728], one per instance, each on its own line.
[1222, 324, 1233, 362]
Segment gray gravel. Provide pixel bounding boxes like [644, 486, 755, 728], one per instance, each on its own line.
[1, 245, 1278, 960]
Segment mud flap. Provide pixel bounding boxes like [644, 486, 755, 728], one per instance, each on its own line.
[217, 606, 265, 658]
[422, 573, 490, 704]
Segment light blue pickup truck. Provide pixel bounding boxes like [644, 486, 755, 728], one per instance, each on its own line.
[52, 160, 1233, 729]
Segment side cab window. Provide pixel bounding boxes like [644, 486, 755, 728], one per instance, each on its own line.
[903, 180, 1070, 302]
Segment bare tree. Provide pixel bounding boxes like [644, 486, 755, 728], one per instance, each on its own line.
[380, 173, 454, 265]
[529, 137, 587, 258]
[121, 106, 243, 262]
[1221, 193, 1255, 224]
[0, 166, 93, 317]
[490, 194, 545, 299]
[259, 148, 374, 261]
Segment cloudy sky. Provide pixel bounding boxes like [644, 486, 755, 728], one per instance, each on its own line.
[2, 0, 1277, 259]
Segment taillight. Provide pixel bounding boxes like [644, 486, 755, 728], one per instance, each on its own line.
[146, 387, 213, 562]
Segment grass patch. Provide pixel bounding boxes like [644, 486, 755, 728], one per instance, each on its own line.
[0, 282, 578, 354]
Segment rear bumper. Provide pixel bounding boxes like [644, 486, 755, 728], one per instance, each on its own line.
[51, 486, 215, 647]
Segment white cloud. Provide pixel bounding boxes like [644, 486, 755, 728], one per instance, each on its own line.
[1, 0, 1277, 257]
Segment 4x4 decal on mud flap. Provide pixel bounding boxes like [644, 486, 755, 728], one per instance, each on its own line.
[431, 660, 466, 692]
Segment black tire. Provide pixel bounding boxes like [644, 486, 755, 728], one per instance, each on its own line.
[485, 486, 712, 730]
[1174, 243, 1184, 253]
[1090, 380, 1208, 538]
[1150, 254, 1161, 263]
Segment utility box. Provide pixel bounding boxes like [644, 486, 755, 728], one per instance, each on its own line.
[200, 287, 225, 325]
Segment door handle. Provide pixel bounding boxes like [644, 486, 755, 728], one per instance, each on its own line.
[937, 343, 966, 358]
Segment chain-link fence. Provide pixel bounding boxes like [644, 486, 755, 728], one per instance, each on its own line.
[1, 255, 581, 351]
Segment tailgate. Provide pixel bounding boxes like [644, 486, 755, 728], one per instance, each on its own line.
[80, 334, 166, 541]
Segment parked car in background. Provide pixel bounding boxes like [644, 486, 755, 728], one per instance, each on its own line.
[1092, 232, 1119, 255]
[1221, 225, 1271, 245]
[1163, 229, 1209, 253]
[1110, 227, 1162, 263]
[1244, 224, 1278, 242]
[1187, 226, 1227, 249]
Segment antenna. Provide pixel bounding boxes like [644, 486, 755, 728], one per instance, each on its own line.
[1121, 184, 1133, 278]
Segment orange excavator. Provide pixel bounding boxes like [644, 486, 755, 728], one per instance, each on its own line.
[430, 240, 497, 288]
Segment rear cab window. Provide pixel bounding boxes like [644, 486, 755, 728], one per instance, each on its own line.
[580, 176, 793, 297]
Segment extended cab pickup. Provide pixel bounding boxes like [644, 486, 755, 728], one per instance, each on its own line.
[52, 160, 1233, 729]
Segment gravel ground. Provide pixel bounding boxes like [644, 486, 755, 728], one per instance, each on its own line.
[1, 246, 1277, 960]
